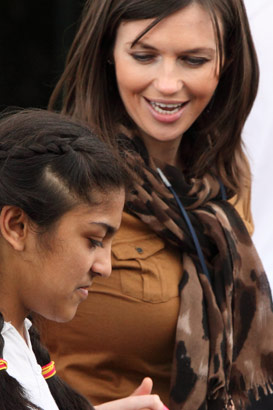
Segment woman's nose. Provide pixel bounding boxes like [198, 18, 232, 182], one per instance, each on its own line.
[153, 61, 183, 95]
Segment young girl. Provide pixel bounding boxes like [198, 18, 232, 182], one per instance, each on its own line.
[0, 109, 165, 410]
[45, 0, 273, 409]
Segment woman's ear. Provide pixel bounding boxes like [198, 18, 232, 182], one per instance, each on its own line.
[0, 206, 29, 251]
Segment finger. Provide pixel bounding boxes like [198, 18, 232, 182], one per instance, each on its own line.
[96, 394, 163, 410]
[130, 377, 153, 396]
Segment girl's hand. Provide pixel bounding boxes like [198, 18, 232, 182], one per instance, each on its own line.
[94, 377, 165, 410]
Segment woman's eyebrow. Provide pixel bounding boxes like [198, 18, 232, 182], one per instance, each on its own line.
[128, 41, 157, 50]
[129, 41, 216, 55]
[181, 47, 216, 55]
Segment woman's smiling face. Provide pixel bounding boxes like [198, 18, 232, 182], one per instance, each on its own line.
[113, 3, 221, 159]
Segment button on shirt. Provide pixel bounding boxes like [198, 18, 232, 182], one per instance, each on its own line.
[2, 319, 59, 410]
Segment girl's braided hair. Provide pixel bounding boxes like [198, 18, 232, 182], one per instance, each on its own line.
[0, 108, 127, 226]
[0, 108, 127, 410]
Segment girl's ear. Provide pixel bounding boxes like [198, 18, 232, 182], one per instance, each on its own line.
[0, 205, 29, 251]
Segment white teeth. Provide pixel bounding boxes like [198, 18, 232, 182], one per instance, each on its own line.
[152, 102, 182, 108]
[150, 101, 183, 115]
[153, 106, 180, 114]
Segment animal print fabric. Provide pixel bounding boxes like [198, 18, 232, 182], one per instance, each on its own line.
[117, 129, 273, 410]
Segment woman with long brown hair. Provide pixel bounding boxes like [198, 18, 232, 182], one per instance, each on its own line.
[42, 1, 273, 409]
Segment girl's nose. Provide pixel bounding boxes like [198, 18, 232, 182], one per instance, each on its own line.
[91, 246, 112, 278]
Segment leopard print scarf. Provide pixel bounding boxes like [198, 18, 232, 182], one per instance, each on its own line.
[118, 129, 273, 410]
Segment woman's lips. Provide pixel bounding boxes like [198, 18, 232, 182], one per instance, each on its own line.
[144, 97, 188, 123]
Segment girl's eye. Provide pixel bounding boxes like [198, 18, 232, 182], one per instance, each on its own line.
[89, 239, 103, 249]
[182, 57, 209, 67]
[131, 53, 155, 63]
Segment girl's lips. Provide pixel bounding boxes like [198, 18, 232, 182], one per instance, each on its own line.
[144, 97, 188, 124]
[76, 285, 90, 300]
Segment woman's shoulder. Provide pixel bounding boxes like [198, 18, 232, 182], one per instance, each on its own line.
[228, 179, 254, 236]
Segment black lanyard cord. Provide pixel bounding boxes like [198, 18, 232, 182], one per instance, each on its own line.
[157, 167, 212, 284]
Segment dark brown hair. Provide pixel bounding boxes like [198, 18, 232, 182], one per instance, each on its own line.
[0, 108, 126, 227]
[49, 0, 259, 195]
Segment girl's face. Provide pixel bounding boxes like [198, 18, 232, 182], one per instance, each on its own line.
[113, 3, 221, 161]
[19, 189, 125, 323]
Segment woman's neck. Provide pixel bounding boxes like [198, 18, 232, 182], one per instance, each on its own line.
[139, 130, 183, 168]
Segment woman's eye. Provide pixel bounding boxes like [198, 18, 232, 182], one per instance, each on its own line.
[131, 53, 155, 63]
[182, 57, 209, 67]
[89, 239, 103, 249]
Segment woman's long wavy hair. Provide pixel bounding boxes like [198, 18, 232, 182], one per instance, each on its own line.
[49, 0, 259, 195]
[0, 109, 127, 410]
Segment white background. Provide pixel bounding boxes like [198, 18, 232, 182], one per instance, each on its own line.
[243, 0, 273, 291]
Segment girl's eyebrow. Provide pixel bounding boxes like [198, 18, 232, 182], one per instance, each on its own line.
[89, 222, 117, 236]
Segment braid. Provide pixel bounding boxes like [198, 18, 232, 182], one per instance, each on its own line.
[0, 138, 83, 161]
[0, 313, 41, 410]
[0, 313, 94, 410]
[29, 321, 94, 410]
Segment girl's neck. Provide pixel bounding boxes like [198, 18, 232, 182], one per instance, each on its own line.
[0, 305, 29, 343]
